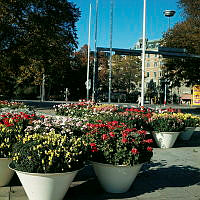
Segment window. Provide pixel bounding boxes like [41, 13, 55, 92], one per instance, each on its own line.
[154, 62, 157, 67]
[154, 72, 157, 77]
[146, 62, 150, 67]
[147, 72, 150, 77]
[155, 54, 157, 58]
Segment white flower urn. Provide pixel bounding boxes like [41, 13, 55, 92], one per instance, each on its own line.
[9, 167, 79, 200]
[179, 127, 195, 141]
[153, 132, 180, 148]
[0, 158, 14, 186]
[91, 161, 143, 193]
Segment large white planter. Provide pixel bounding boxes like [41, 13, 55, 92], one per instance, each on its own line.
[0, 158, 14, 186]
[92, 161, 143, 193]
[9, 167, 79, 200]
[153, 132, 180, 148]
[179, 127, 195, 141]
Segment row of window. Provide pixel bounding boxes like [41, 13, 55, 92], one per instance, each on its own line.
[145, 53, 161, 58]
[146, 61, 164, 68]
[146, 71, 162, 78]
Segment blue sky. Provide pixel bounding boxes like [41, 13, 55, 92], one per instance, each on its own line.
[69, 0, 184, 50]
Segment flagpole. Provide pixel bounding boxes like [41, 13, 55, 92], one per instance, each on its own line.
[86, 4, 92, 101]
[141, 0, 146, 106]
[92, 0, 99, 101]
[108, 0, 113, 103]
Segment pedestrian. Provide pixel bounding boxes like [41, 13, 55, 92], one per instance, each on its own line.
[137, 95, 141, 107]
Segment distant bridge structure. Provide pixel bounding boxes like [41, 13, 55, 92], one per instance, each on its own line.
[97, 47, 200, 59]
[92, 46, 200, 102]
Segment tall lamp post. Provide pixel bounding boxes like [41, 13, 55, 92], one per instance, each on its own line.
[163, 10, 175, 106]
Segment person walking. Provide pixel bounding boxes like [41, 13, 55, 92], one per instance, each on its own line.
[137, 95, 141, 107]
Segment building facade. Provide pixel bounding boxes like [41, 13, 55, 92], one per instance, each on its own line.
[134, 38, 192, 104]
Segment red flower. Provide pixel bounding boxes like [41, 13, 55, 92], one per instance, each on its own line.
[122, 137, 128, 143]
[102, 134, 108, 140]
[109, 132, 115, 137]
[90, 143, 96, 147]
[137, 130, 147, 135]
[131, 148, 139, 155]
[147, 146, 153, 152]
[143, 139, 153, 144]
[90, 143, 98, 152]
[91, 147, 98, 152]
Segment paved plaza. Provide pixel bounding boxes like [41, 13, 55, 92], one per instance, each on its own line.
[0, 131, 200, 200]
[0, 106, 200, 200]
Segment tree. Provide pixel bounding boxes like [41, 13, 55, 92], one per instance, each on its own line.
[146, 79, 157, 100]
[0, 0, 80, 99]
[162, 0, 200, 86]
[111, 55, 141, 93]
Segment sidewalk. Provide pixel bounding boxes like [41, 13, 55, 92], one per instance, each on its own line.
[1, 131, 200, 200]
[1, 108, 200, 200]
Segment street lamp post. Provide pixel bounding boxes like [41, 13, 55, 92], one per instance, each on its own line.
[163, 10, 175, 106]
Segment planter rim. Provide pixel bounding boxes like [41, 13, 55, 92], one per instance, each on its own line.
[9, 164, 83, 176]
[90, 161, 145, 168]
[153, 131, 181, 134]
[0, 158, 12, 160]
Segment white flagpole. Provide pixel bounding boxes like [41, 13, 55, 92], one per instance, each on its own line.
[141, 0, 146, 106]
[108, 0, 113, 103]
[86, 4, 92, 101]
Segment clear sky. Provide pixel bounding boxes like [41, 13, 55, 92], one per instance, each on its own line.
[69, 0, 184, 50]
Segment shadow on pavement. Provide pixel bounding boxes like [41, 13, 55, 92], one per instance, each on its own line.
[174, 131, 200, 147]
[64, 161, 200, 200]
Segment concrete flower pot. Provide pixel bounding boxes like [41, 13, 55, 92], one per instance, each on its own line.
[0, 158, 14, 186]
[179, 127, 195, 141]
[153, 132, 180, 148]
[92, 161, 143, 193]
[9, 167, 80, 200]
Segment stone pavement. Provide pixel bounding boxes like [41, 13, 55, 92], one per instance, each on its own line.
[1, 131, 200, 200]
[1, 107, 200, 200]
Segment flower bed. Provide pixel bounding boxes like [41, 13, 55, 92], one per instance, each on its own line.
[0, 101, 28, 109]
[150, 113, 185, 132]
[84, 120, 153, 166]
[0, 112, 39, 158]
[11, 131, 85, 173]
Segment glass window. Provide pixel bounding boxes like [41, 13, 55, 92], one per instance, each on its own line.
[147, 72, 150, 77]
[146, 63, 150, 67]
[154, 62, 157, 67]
[154, 72, 157, 77]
